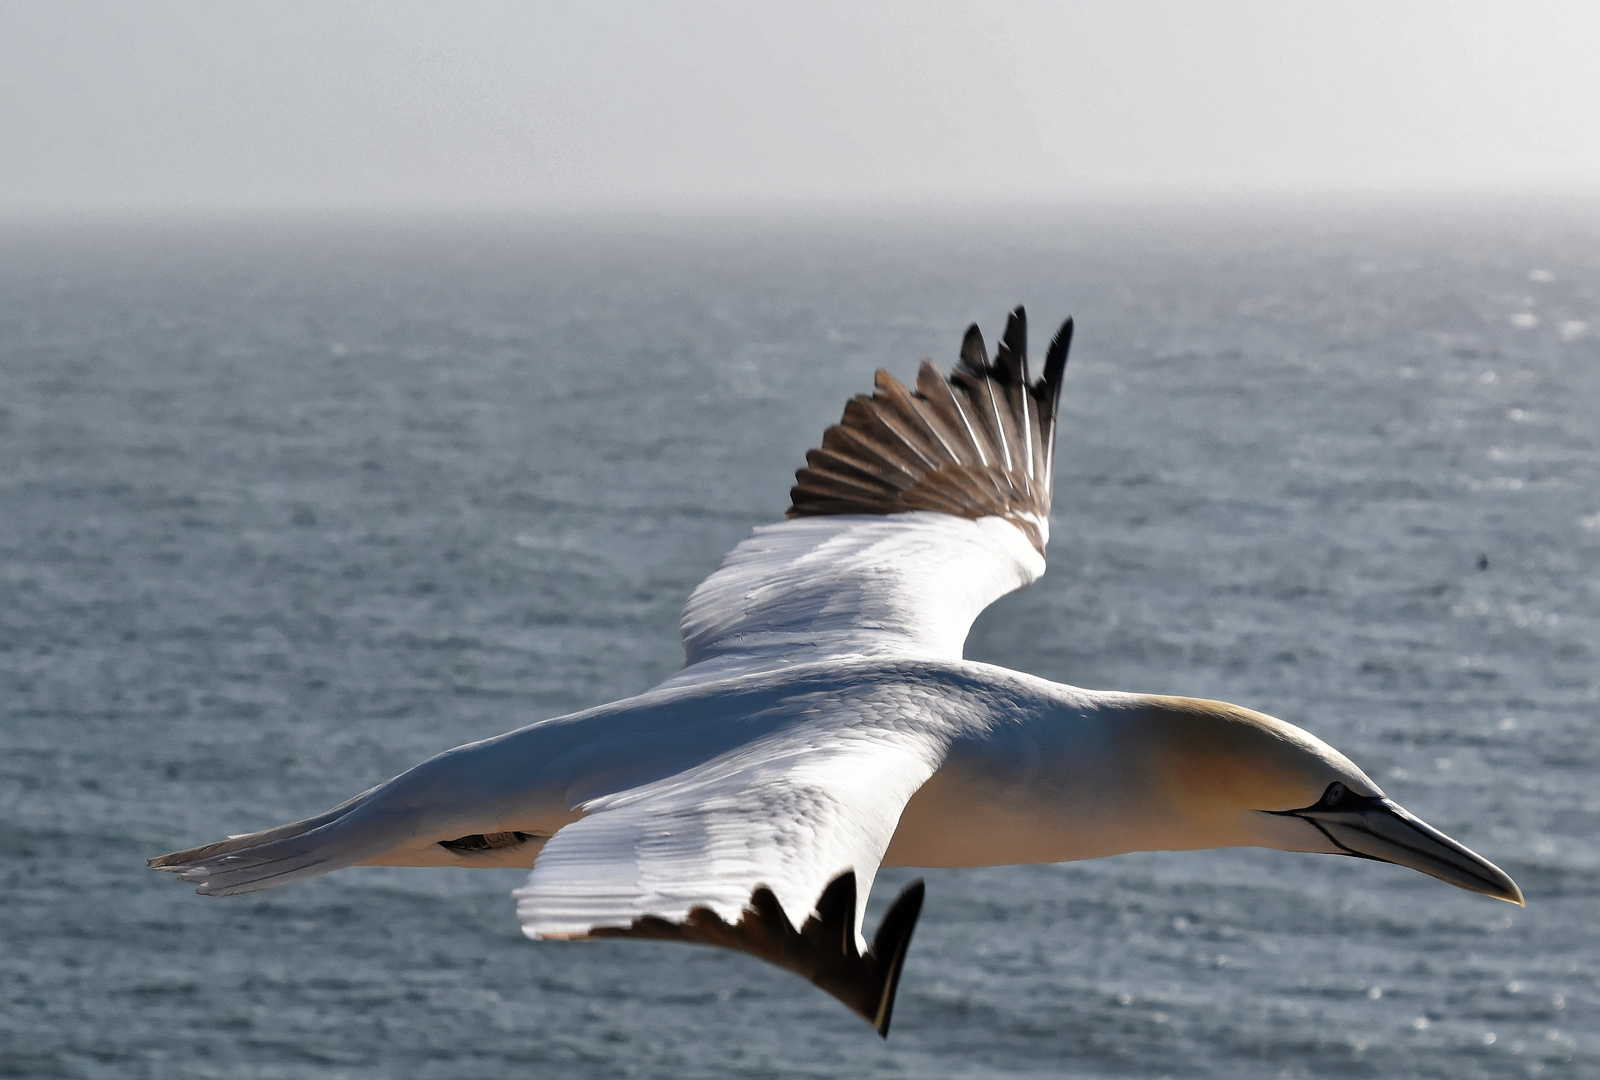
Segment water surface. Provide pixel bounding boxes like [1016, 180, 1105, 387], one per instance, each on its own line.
[2, 208, 1597, 1078]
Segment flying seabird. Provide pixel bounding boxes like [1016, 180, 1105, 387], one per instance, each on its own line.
[152, 308, 1522, 1037]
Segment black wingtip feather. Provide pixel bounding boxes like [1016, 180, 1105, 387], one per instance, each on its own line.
[959, 324, 988, 374]
[996, 306, 1028, 383]
[591, 870, 928, 1039]
[1041, 316, 1073, 405]
[869, 878, 926, 1038]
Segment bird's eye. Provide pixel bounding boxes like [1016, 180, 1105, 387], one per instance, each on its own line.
[1324, 782, 1347, 807]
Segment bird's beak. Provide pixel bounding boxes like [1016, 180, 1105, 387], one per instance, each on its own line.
[1287, 795, 1524, 906]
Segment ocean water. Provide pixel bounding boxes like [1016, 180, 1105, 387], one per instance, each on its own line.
[1, 208, 1597, 1079]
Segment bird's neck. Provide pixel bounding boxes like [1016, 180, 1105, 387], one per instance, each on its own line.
[883, 690, 1277, 869]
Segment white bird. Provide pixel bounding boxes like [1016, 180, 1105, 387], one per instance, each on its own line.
[152, 308, 1521, 1037]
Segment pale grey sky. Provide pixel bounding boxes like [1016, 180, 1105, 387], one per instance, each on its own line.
[2, 0, 1598, 215]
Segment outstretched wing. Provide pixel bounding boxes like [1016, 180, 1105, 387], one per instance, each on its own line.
[516, 310, 1074, 1032]
[675, 308, 1073, 683]
[514, 684, 950, 1035]
[152, 309, 1077, 1034]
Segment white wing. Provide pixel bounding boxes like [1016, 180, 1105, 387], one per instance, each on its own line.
[514, 683, 944, 943]
[512, 311, 1074, 1032]
[673, 309, 1073, 685]
[674, 512, 1044, 681]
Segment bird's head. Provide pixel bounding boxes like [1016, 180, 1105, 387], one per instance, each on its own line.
[1132, 696, 1523, 905]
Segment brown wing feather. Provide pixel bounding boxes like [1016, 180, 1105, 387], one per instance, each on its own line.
[788, 308, 1072, 555]
[870, 370, 964, 465]
[912, 359, 989, 466]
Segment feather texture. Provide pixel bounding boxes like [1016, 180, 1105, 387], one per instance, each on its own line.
[789, 308, 1072, 555]
[674, 513, 1045, 682]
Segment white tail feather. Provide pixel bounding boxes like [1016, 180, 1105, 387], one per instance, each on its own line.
[150, 786, 408, 896]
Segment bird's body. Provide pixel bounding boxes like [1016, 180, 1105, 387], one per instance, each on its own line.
[153, 309, 1520, 1036]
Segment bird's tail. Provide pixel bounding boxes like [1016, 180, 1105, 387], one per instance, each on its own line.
[148, 785, 398, 896]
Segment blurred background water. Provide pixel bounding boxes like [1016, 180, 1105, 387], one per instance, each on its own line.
[1, 208, 1597, 1079]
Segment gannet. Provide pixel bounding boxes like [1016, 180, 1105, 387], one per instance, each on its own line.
[152, 308, 1522, 1037]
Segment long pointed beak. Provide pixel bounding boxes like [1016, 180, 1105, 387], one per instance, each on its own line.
[1291, 796, 1524, 906]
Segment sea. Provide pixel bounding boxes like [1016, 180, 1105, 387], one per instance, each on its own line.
[2, 205, 1597, 1079]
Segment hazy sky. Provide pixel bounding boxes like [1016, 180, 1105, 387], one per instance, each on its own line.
[3, 0, 1598, 215]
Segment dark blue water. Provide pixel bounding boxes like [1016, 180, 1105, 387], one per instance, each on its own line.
[2, 209, 1597, 1078]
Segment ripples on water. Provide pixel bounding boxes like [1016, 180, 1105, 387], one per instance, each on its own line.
[1, 209, 1596, 1078]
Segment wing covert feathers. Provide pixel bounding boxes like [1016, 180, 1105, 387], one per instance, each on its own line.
[789, 308, 1073, 554]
